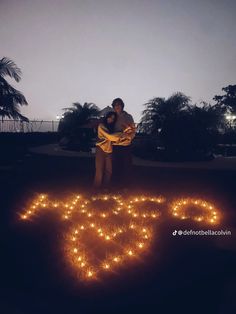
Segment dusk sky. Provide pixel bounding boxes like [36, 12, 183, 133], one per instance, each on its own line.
[1, 0, 236, 122]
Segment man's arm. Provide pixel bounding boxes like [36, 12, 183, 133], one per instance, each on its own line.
[115, 124, 136, 145]
[123, 123, 136, 140]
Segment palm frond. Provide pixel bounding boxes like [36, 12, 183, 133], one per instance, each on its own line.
[0, 57, 22, 82]
[0, 77, 28, 107]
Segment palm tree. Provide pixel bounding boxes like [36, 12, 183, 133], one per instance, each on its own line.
[138, 92, 191, 134]
[138, 92, 221, 161]
[0, 57, 28, 121]
[190, 101, 225, 132]
[58, 102, 100, 134]
[58, 102, 100, 151]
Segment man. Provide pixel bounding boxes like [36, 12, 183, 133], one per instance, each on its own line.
[111, 98, 136, 186]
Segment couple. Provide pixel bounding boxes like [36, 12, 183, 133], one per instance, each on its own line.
[93, 98, 136, 189]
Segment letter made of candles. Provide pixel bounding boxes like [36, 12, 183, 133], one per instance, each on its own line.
[19, 194, 221, 281]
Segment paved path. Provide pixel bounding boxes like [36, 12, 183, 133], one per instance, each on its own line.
[29, 144, 236, 171]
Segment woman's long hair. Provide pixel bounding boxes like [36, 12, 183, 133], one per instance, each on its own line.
[102, 111, 117, 133]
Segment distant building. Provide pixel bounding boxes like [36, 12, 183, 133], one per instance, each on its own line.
[98, 106, 114, 117]
[81, 106, 114, 129]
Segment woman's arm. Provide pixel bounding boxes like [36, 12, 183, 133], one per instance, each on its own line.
[98, 124, 122, 142]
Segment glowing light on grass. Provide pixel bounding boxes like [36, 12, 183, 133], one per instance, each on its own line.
[65, 221, 154, 280]
[170, 198, 220, 224]
[19, 193, 221, 281]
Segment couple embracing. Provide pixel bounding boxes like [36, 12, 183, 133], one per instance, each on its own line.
[93, 98, 136, 189]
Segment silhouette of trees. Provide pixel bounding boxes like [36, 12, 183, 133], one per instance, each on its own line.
[58, 102, 100, 132]
[213, 85, 236, 114]
[160, 103, 223, 160]
[58, 102, 100, 151]
[138, 92, 190, 135]
[137, 92, 225, 161]
[213, 84, 236, 131]
[0, 57, 28, 121]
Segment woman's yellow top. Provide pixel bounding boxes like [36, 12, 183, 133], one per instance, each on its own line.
[96, 123, 122, 153]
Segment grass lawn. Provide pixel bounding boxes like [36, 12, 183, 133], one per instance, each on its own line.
[0, 148, 236, 314]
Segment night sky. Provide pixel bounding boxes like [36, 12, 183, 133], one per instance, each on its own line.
[1, 0, 236, 122]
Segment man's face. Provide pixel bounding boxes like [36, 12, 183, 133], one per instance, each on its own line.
[113, 103, 123, 114]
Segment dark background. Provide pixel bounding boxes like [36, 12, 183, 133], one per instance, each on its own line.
[1, 145, 236, 314]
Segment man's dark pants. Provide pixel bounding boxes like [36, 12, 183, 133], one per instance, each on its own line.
[112, 145, 132, 186]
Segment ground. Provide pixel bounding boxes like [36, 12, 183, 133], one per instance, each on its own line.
[0, 147, 236, 314]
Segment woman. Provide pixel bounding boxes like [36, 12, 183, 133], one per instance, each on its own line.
[93, 111, 126, 188]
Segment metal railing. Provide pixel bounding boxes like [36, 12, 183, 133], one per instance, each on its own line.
[0, 119, 139, 133]
[0, 120, 60, 132]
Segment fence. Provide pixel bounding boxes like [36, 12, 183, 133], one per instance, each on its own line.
[0, 120, 60, 132]
[0, 119, 139, 133]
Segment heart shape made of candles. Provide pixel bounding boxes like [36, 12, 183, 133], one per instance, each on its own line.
[64, 194, 163, 280]
[65, 220, 153, 280]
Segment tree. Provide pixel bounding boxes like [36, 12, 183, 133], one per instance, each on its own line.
[58, 102, 100, 151]
[138, 92, 191, 135]
[213, 85, 236, 113]
[137, 92, 219, 161]
[190, 102, 225, 132]
[160, 103, 222, 158]
[0, 57, 28, 121]
[58, 102, 100, 134]
[213, 84, 236, 131]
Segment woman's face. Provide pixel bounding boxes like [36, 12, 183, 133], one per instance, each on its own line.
[107, 114, 115, 124]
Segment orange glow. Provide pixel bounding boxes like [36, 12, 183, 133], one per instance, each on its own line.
[170, 198, 220, 224]
[19, 193, 222, 281]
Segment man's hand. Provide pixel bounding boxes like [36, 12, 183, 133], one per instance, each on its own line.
[119, 132, 130, 139]
[123, 124, 136, 134]
[115, 123, 136, 145]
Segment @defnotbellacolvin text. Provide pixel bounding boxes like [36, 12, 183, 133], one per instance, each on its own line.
[172, 229, 231, 236]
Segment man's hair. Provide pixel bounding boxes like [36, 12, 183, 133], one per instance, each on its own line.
[111, 98, 125, 109]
